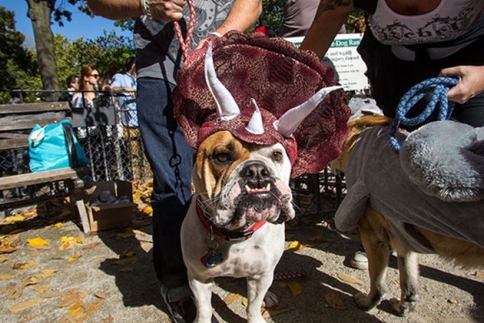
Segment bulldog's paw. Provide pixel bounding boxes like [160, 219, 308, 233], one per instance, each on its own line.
[262, 290, 279, 308]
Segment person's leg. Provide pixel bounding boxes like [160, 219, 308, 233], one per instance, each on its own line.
[137, 77, 195, 322]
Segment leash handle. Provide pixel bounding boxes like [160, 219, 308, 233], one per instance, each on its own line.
[389, 77, 459, 152]
[173, 0, 196, 60]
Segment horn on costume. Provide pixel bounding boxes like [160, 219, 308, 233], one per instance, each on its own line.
[245, 99, 264, 134]
[274, 85, 343, 138]
[205, 42, 240, 121]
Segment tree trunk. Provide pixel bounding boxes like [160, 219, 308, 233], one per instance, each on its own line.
[26, 0, 59, 101]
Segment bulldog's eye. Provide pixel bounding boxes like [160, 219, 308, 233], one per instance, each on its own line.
[272, 151, 283, 162]
[214, 153, 232, 164]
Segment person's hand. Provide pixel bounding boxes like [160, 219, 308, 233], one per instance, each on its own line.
[439, 65, 484, 104]
[195, 32, 221, 50]
[147, 0, 186, 21]
[127, 88, 136, 98]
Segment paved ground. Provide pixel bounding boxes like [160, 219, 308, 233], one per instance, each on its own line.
[0, 195, 483, 323]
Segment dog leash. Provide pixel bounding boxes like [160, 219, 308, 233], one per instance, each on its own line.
[173, 0, 196, 60]
[389, 77, 459, 152]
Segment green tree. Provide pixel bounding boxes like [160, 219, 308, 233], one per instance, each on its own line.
[0, 6, 37, 102]
[54, 31, 134, 89]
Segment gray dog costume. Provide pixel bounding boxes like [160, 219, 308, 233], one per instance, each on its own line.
[335, 120, 484, 253]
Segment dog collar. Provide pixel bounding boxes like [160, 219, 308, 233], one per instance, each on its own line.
[196, 198, 266, 242]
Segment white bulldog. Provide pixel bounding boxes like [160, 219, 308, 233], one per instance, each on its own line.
[181, 130, 293, 323]
[179, 41, 342, 323]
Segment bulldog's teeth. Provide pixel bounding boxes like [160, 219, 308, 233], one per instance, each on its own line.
[245, 184, 271, 194]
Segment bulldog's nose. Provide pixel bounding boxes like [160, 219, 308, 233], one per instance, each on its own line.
[240, 161, 270, 186]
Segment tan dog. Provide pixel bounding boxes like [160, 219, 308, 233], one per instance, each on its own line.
[333, 115, 484, 316]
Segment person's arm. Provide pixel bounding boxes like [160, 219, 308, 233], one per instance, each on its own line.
[213, 0, 262, 35]
[299, 0, 354, 59]
[195, 0, 262, 49]
[439, 65, 484, 104]
[87, 0, 187, 21]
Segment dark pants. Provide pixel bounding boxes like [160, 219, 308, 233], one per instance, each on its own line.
[358, 30, 484, 128]
[137, 77, 194, 289]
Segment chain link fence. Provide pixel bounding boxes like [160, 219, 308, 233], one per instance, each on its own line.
[0, 89, 344, 216]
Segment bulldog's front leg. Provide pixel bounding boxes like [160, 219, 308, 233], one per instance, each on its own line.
[188, 272, 215, 323]
[246, 272, 273, 323]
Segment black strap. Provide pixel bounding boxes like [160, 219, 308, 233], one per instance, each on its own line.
[62, 123, 79, 168]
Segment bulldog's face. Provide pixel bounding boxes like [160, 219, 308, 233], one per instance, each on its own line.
[193, 130, 295, 231]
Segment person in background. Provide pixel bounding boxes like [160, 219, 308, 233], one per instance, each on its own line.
[86, 0, 263, 322]
[58, 75, 79, 105]
[7, 89, 26, 104]
[71, 67, 100, 109]
[300, 0, 484, 270]
[280, 0, 345, 38]
[110, 56, 137, 127]
[99, 75, 113, 91]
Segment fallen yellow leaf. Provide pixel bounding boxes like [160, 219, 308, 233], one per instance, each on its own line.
[241, 297, 248, 307]
[4, 215, 25, 223]
[41, 291, 61, 298]
[223, 293, 240, 305]
[33, 285, 50, 293]
[82, 242, 100, 250]
[68, 300, 85, 315]
[287, 281, 303, 297]
[0, 246, 16, 254]
[474, 271, 484, 279]
[76, 236, 83, 244]
[324, 293, 345, 310]
[116, 232, 134, 239]
[27, 237, 49, 248]
[94, 292, 107, 299]
[59, 236, 77, 250]
[0, 256, 9, 262]
[67, 257, 79, 262]
[59, 210, 72, 217]
[0, 273, 12, 280]
[11, 262, 37, 269]
[8, 298, 44, 313]
[53, 222, 64, 227]
[287, 241, 305, 251]
[337, 272, 363, 285]
[112, 256, 138, 266]
[35, 269, 58, 279]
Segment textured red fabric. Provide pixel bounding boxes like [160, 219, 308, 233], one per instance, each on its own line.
[173, 31, 350, 178]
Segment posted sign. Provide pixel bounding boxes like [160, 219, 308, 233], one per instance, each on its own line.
[284, 34, 369, 92]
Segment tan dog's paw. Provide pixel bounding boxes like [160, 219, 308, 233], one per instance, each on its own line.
[354, 291, 383, 311]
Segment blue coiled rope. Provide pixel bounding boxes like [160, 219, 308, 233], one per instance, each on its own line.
[389, 77, 459, 152]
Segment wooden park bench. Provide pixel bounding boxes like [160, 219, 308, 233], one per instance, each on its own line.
[0, 101, 92, 233]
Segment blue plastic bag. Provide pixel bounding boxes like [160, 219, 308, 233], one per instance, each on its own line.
[28, 120, 90, 172]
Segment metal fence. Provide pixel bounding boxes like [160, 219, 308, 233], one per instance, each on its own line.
[0, 91, 151, 187]
[0, 90, 345, 216]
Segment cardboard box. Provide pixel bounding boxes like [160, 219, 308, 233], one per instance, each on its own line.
[86, 181, 137, 233]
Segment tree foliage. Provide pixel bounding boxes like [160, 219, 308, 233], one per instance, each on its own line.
[0, 6, 38, 102]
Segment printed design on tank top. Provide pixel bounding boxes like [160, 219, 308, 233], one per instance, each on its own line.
[370, 3, 475, 44]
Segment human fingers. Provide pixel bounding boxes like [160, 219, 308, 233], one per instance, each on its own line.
[440, 66, 484, 104]
[146, 0, 187, 21]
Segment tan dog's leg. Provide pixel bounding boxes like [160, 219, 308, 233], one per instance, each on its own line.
[391, 250, 419, 316]
[354, 208, 390, 310]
